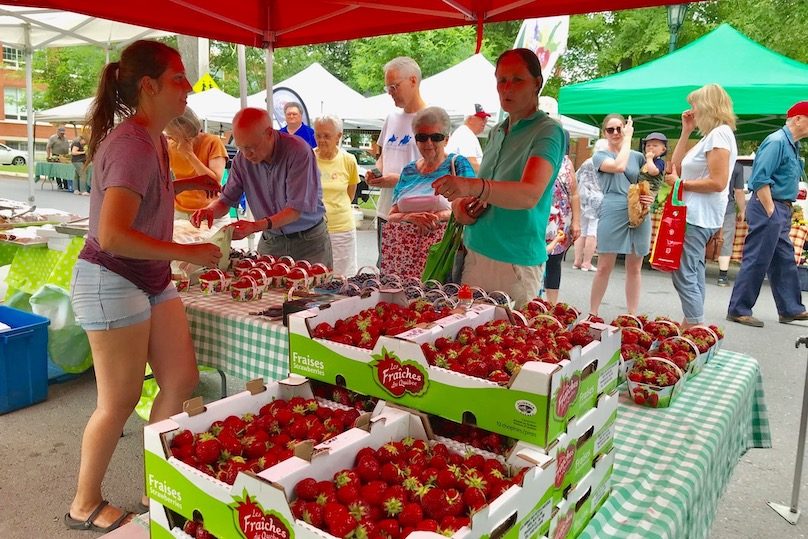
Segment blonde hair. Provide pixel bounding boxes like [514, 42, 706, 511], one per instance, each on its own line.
[688, 84, 736, 133]
[167, 107, 202, 140]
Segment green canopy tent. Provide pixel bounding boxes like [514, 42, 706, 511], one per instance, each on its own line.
[558, 24, 808, 140]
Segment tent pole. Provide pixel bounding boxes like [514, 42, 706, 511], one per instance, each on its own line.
[237, 44, 248, 108]
[265, 44, 274, 116]
[24, 23, 35, 206]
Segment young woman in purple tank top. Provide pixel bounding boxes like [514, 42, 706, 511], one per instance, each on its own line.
[64, 40, 222, 533]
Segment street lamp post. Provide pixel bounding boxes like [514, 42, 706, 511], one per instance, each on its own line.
[667, 4, 689, 53]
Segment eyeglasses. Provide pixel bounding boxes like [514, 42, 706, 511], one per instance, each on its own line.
[414, 133, 446, 143]
[605, 126, 622, 135]
[384, 79, 406, 93]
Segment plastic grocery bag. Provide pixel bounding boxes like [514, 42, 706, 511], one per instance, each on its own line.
[172, 222, 233, 281]
[650, 180, 687, 272]
[29, 284, 92, 373]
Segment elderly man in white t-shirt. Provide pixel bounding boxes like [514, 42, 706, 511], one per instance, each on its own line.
[446, 107, 490, 173]
[366, 57, 428, 267]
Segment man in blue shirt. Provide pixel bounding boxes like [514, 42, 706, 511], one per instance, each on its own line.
[280, 102, 317, 149]
[192, 107, 332, 267]
[728, 101, 808, 327]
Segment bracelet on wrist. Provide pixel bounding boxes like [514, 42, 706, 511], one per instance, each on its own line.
[476, 178, 485, 198]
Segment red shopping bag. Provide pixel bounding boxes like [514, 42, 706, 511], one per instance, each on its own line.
[650, 179, 686, 272]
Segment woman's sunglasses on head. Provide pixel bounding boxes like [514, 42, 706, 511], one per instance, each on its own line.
[605, 126, 622, 135]
[415, 133, 447, 143]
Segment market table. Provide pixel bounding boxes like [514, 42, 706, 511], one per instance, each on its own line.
[181, 287, 291, 382]
[34, 161, 92, 190]
[581, 349, 770, 539]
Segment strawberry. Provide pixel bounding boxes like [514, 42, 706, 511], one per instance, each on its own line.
[380, 462, 402, 484]
[172, 429, 194, 448]
[193, 433, 221, 465]
[398, 502, 423, 528]
[217, 455, 249, 485]
[463, 487, 487, 511]
[295, 478, 319, 500]
[647, 392, 660, 407]
[337, 484, 361, 505]
[356, 455, 381, 482]
[421, 488, 447, 520]
[360, 480, 388, 507]
[182, 520, 198, 536]
[382, 486, 406, 517]
[415, 519, 439, 532]
[324, 502, 357, 537]
[302, 501, 324, 527]
[376, 519, 401, 539]
[633, 390, 646, 405]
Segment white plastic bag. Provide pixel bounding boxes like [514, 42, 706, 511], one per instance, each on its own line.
[29, 284, 92, 373]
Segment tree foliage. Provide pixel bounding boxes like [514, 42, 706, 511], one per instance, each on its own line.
[30, 1, 808, 111]
[31, 46, 108, 109]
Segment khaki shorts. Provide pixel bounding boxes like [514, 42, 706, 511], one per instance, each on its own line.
[460, 249, 543, 309]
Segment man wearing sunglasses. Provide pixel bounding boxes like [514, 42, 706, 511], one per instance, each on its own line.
[367, 56, 427, 267]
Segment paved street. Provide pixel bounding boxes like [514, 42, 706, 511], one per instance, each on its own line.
[1, 172, 807, 538]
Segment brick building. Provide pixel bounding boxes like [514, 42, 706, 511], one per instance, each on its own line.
[1, 44, 51, 157]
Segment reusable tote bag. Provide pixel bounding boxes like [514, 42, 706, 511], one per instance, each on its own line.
[650, 179, 686, 272]
[421, 213, 463, 283]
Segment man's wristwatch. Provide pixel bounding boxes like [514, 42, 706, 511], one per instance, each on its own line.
[264, 217, 273, 230]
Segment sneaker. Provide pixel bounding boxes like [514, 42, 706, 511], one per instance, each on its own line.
[581, 265, 597, 272]
[717, 276, 729, 287]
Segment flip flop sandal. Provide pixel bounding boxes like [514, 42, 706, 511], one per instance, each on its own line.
[64, 500, 133, 532]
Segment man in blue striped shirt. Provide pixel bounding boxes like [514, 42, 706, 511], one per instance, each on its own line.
[728, 101, 808, 327]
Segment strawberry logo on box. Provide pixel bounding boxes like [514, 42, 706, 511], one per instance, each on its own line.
[554, 444, 576, 488]
[370, 347, 429, 398]
[234, 494, 292, 539]
[552, 509, 574, 539]
[554, 372, 580, 420]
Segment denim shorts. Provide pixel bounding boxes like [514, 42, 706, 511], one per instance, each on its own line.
[70, 259, 178, 331]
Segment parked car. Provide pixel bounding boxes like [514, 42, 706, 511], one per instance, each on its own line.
[0, 144, 27, 165]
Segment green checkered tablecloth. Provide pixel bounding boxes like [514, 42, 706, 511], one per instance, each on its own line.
[581, 349, 771, 539]
[182, 288, 291, 382]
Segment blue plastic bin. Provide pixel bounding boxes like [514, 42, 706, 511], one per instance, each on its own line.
[0, 306, 50, 414]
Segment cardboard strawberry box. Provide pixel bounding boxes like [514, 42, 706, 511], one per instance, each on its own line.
[511, 392, 617, 497]
[289, 295, 619, 448]
[144, 375, 376, 538]
[148, 399, 561, 539]
[545, 449, 614, 539]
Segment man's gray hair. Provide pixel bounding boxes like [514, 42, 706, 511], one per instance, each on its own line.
[283, 101, 303, 114]
[383, 57, 421, 83]
[314, 114, 343, 133]
[413, 107, 451, 135]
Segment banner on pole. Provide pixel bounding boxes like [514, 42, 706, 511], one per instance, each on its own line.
[514, 16, 570, 93]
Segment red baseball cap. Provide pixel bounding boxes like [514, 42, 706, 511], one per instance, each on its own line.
[473, 109, 491, 119]
[787, 101, 808, 118]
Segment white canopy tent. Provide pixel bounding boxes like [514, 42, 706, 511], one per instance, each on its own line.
[247, 62, 369, 129]
[35, 97, 94, 123]
[0, 4, 169, 204]
[36, 88, 241, 126]
[344, 54, 599, 139]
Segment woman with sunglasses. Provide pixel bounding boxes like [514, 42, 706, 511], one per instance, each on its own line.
[588, 114, 654, 317]
[381, 106, 474, 279]
[432, 48, 565, 308]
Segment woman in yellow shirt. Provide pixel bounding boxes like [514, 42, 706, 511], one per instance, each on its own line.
[314, 115, 360, 276]
[165, 107, 228, 221]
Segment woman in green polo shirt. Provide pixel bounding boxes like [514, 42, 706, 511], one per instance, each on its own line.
[432, 48, 565, 308]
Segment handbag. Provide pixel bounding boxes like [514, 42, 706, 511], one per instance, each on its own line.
[650, 179, 687, 272]
[421, 213, 464, 283]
